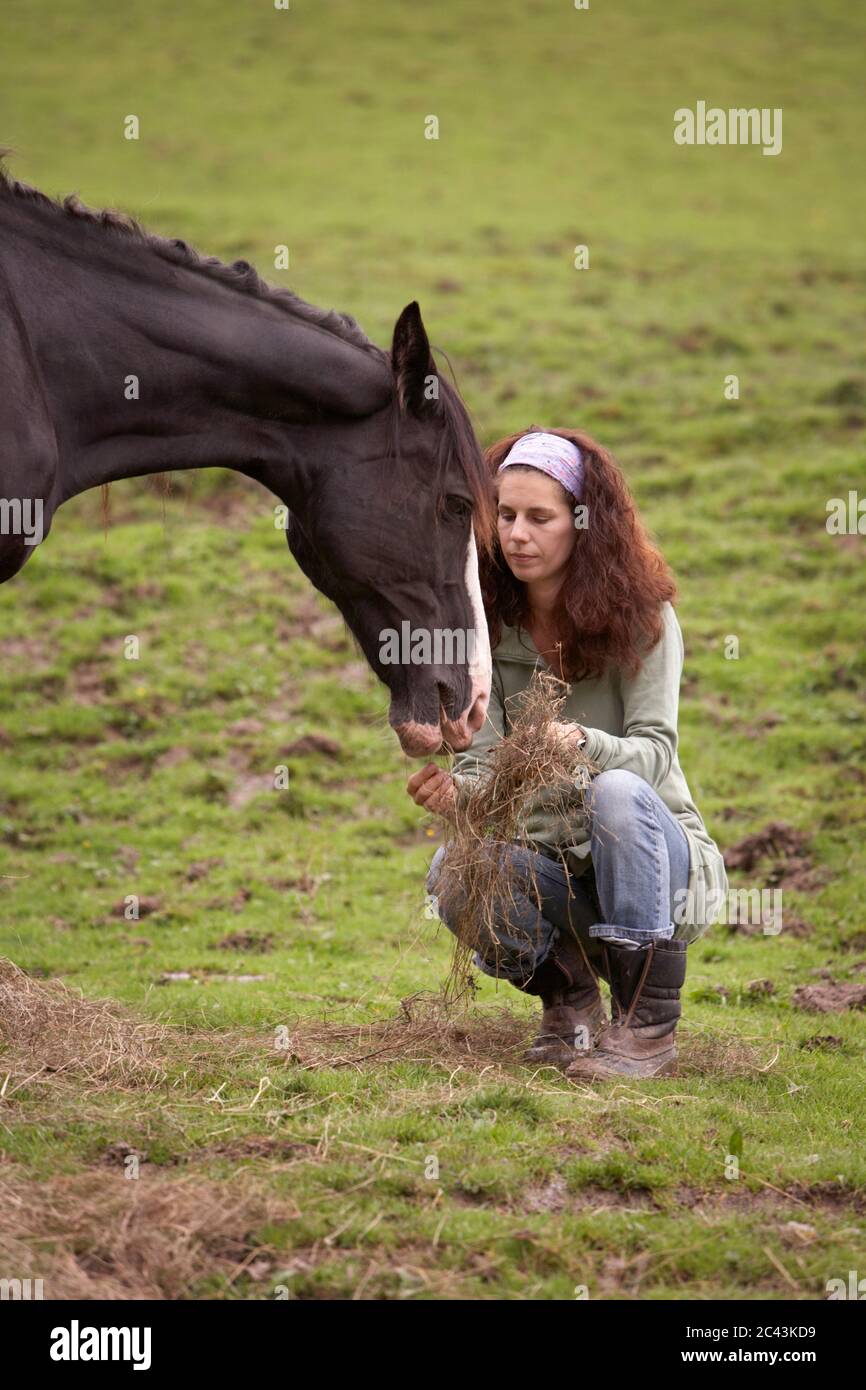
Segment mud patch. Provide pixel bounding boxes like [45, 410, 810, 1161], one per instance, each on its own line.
[522, 1177, 656, 1215]
[726, 912, 813, 938]
[70, 662, 115, 704]
[676, 1182, 866, 1217]
[186, 856, 224, 881]
[723, 821, 826, 893]
[0, 636, 53, 672]
[155, 745, 190, 771]
[214, 931, 275, 953]
[267, 873, 332, 896]
[226, 718, 266, 736]
[792, 982, 866, 1013]
[101, 1140, 148, 1168]
[514, 1178, 866, 1223]
[281, 733, 342, 760]
[198, 1135, 316, 1163]
[111, 894, 162, 919]
[228, 772, 271, 810]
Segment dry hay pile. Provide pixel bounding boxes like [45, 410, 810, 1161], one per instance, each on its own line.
[267, 992, 535, 1070]
[0, 957, 167, 1097]
[0, 1166, 283, 1299]
[436, 669, 599, 1001]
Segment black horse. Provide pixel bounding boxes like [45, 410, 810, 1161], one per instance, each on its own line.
[0, 164, 494, 756]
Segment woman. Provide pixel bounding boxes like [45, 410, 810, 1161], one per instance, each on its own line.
[407, 428, 728, 1080]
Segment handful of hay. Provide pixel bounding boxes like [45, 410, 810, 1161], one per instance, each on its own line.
[435, 669, 599, 1002]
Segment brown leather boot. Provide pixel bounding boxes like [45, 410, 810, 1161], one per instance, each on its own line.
[516, 930, 608, 1068]
[565, 938, 687, 1080]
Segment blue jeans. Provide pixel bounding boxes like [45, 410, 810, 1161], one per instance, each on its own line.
[426, 768, 691, 984]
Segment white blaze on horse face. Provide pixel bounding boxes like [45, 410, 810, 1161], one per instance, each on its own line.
[463, 527, 491, 726]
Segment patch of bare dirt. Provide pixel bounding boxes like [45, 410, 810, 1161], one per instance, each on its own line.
[186, 856, 224, 882]
[333, 661, 373, 690]
[272, 590, 347, 646]
[228, 772, 271, 810]
[743, 712, 785, 739]
[0, 636, 53, 672]
[524, 1180, 866, 1219]
[110, 895, 162, 919]
[522, 1177, 657, 1215]
[226, 718, 266, 736]
[229, 887, 253, 911]
[154, 745, 190, 770]
[70, 662, 115, 704]
[744, 978, 776, 996]
[214, 931, 274, 953]
[831, 532, 863, 553]
[792, 982, 866, 1013]
[193, 1136, 316, 1163]
[101, 1140, 148, 1168]
[666, 1183, 866, 1220]
[727, 912, 814, 938]
[281, 733, 342, 759]
[266, 873, 332, 895]
[724, 821, 827, 893]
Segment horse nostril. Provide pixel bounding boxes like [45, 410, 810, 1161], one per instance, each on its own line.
[467, 693, 488, 732]
[436, 681, 456, 720]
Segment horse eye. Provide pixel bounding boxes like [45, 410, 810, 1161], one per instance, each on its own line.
[446, 495, 472, 521]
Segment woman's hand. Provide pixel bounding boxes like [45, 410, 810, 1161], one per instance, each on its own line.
[552, 720, 587, 752]
[406, 762, 457, 819]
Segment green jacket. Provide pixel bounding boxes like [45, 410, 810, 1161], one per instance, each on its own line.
[450, 601, 728, 944]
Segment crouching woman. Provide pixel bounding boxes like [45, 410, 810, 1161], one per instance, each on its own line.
[407, 428, 728, 1080]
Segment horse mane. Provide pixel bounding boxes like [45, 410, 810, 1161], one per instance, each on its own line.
[0, 154, 382, 358]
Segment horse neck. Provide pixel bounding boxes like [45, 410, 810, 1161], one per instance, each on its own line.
[1, 197, 391, 514]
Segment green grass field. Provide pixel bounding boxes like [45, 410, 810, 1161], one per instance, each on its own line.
[0, 0, 864, 1299]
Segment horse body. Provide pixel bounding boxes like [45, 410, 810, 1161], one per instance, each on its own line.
[0, 168, 493, 755]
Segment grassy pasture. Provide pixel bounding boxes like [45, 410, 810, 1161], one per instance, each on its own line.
[0, 0, 864, 1299]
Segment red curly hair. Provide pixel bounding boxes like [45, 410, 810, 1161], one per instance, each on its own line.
[481, 426, 677, 682]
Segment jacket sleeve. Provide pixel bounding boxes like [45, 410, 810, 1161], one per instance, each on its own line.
[449, 663, 506, 801]
[579, 602, 682, 789]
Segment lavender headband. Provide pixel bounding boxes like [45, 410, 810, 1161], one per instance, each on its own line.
[497, 431, 584, 501]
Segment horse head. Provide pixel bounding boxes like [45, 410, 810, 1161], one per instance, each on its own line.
[286, 302, 493, 758]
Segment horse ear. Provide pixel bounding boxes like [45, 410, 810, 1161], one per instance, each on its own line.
[391, 301, 439, 418]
